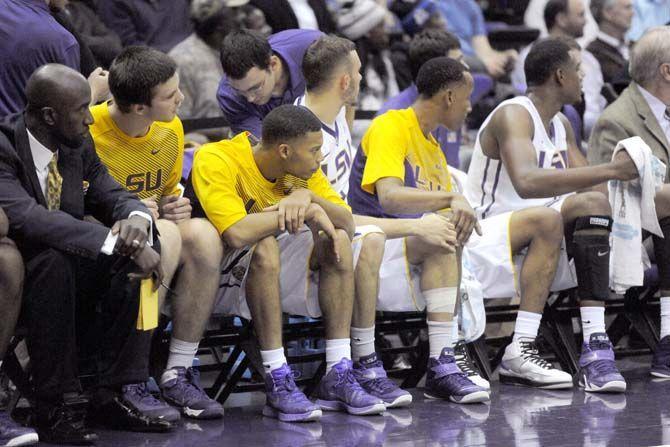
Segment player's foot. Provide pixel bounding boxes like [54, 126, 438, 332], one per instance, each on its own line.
[160, 367, 224, 419]
[651, 335, 670, 378]
[352, 353, 412, 408]
[454, 341, 490, 391]
[0, 410, 38, 447]
[578, 333, 626, 393]
[316, 358, 386, 415]
[424, 348, 490, 404]
[499, 338, 573, 389]
[263, 364, 322, 422]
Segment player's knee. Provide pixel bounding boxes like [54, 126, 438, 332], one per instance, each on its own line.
[157, 218, 182, 260]
[572, 191, 611, 216]
[356, 232, 386, 275]
[179, 218, 223, 268]
[321, 229, 354, 273]
[527, 207, 564, 243]
[655, 185, 670, 219]
[250, 236, 280, 274]
[0, 238, 23, 294]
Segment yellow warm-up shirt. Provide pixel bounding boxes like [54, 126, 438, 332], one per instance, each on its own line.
[191, 132, 349, 235]
[89, 102, 184, 200]
[360, 108, 452, 194]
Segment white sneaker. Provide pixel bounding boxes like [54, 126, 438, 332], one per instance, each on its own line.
[498, 338, 573, 389]
[454, 341, 491, 391]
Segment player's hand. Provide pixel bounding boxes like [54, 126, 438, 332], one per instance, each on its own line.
[127, 245, 163, 290]
[416, 214, 458, 252]
[159, 195, 192, 223]
[87, 67, 110, 104]
[450, 194, 482, 245]
[305, 203, 341, 263]
[141, 195, 160, 221]
[112, 214, 151, 256]
[611, 150, 639, 181]
[483, 52, 508, 78]
[263, 188, 312, 234]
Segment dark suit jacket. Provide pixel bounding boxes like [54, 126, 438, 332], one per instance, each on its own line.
[588, 82, 670, 181]
[586, 38, 630, 91]
[0, 115, 148, 260]
[250, 0, 337, 34]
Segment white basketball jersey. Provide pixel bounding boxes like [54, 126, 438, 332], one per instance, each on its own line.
[295, 95, 353, 200]
[465, 96, 569, 219]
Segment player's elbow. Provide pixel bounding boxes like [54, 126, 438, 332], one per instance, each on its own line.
[514, 179, 536, 199]
[222, 227, 249, 250]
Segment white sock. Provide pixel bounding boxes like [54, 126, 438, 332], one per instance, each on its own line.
[513, 311, 542, 342]
[452, 320, 460, 344]
[427, 320, 456, 358]
[325, 338, 351, 372]
[661, 297, 670, 339]
[351, 326, 375, 361]
[165, 338, 199, 371]
[261, 347, 287, 374]
[581, 306, 606, 342]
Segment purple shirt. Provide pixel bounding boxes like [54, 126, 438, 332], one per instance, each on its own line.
[98, 0, 192, 53]
[0, 0, 80, 117]
[216, 29, 322, 137]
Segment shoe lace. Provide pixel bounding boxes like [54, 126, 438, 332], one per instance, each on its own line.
[335, 367, 366, 394]
[519, 340, 552, 369]
[454, 341, 478, 377]
[361, 371, 398, 394]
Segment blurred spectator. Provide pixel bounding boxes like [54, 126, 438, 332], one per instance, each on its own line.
[49, 1, 97, 76]
[0, 0, 80, 117]
[231, 1, 272, 37]
[170, 0, 235, 143]
[626, 0, 670, 41]
[512, 0, 605, 136]
[251, 0, 337, 33]
[401, 0, 517, 78]
[62, 0, 123, 68]
[586, 0, 634, 89]
[338, 0, 400, 110]
[97, 0, 192, 53]
[525, 0, 599, 43]
[217, 28, 322, 136]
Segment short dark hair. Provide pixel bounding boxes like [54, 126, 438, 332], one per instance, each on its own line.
[409, 29, 461, 81]
[525, 37, 580, 87]
[261, 105, 322, 147]
[191, 3, 235, 41]
[544, 0, 568, 30]
[416, 57, 467, 99]
[220, 29, 271, 79]
[302, 35, 356, 94]
[109, 46, 177, 113]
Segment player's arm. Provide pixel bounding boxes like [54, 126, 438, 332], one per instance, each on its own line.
[375, 177, 461, 215]
[354, 214, 457, 251]
[559, 113, 609, 194]
[223, 212, 283, 249]
[497, 105, 636, 198]
[309, 192, 355, 239]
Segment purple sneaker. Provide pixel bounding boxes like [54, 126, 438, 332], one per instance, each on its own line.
[424, 348, 490, 404]
[353, 353, 412, 408]
[161, 367, 224, 419]
[263, 364, 322, 422]
[316, 358, 386, 415]
[122, 382, 181, 422]
[651, 336, 670, 378]
[0, 411, 38, 446]
[578, 333, 626, 393]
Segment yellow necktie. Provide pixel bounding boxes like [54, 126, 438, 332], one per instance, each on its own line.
[46, 153, 62, 211]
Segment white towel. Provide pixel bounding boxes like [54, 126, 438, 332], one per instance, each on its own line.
[609, 136, 666, 293]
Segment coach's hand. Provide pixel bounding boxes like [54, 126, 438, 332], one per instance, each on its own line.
[128, 245, 163, 290]
[305, 203, 341, 263]
[112, 214, 151, 256]
[450, 195, 482, 245]
[417, 214, 458, 252]
[160, 195, 192, 223]
[265, 189, 312, 234]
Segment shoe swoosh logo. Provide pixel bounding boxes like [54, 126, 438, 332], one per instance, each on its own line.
[151, 148, 161, 155]
[597, 250, 609, 256]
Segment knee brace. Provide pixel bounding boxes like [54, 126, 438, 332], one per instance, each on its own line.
[653, 217, 670, 291]
[570, 216, 612, 301]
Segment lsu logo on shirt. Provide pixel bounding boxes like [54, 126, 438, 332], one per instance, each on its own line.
[126, 169, 164, 194]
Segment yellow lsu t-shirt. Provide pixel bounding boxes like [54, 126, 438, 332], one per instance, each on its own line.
[192, 132, 350, 235]
[89, 102, 184, 200]
[360, 108, 452, 194]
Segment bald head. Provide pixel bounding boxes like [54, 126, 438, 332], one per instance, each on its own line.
[25, 64, 90, 113]
[629, 26, 670, 88]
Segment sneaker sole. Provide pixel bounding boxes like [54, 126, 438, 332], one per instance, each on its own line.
[182, 406, 225, 420]
[423, 390, 490, 404]
[578, 377, 627, 393]
[499, 372, 573, 390]
[316, 399, 386, 415]
[3, 433, 40, 447]
[262, 405, 322, 422]
[384, 394, 413, 409]
[650, 370, 670, 378]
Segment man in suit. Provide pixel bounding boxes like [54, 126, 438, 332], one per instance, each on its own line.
[586, 0, 634, 92]
[589, 26, 670, 380]
[0, 64, 177, 444]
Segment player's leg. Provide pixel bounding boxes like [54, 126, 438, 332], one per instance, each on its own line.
[498, 207, 573, 389]
[159, 218, 224, 419]
[351, 232, 412, 409]
[314, 230, 385, 416]
[651, 185, 670, 377]
[406, 238, 489, 404]
[561, 191, 625, 393]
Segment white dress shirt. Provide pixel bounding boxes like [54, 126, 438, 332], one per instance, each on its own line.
[26, 129, 153, 255]
[639, 85, 670, 144]
[288, 0, 319, 30]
